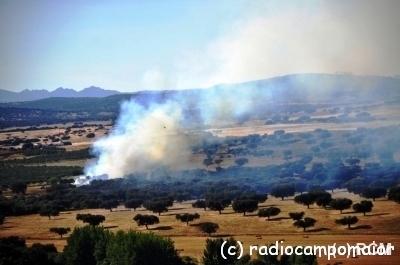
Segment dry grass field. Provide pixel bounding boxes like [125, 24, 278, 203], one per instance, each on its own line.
[1, 189, 399, 264]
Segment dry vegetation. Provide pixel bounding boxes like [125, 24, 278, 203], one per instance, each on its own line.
[1, 189, 399, 264]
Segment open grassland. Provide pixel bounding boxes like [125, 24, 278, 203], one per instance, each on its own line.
[1, 190, 399, 264]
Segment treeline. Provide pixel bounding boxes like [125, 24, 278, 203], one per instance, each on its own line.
[2, 148, 93, 165]
[0, 165, 83, 185]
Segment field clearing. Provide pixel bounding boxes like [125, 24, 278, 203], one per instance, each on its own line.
[1, 190, 399, 264]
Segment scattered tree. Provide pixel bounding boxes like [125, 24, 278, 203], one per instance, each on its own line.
[124, 199, 144, 211]
[293, 217, 317, 232]
[329, 198, 353, 213]
[258, 207, 281, 220]
[288, 212, 305, 221]
[234, 158, 249, 167]
[100, 199, 119, 212]
[360, 187, 387, 201]
[202, 237, 237, 265]
[39, 208, 60, 220]
[192, 200, 207, 211]
[335, 216, 358, 229]
[232, 199, 258, 216]
[294, 194, 315, 209]
[76, 213, 105, 226]
[49, 227, 71, 238]
[10, 182, 27, 195]
[198, 222, 219, 237]
[315, 196, 333, 209]
[352, 200, 373, 216]
[175, 213, 200, 225]
[388, 186, 400, 203]
[269, 184, 295, 200]
[133, 214, 159, 229]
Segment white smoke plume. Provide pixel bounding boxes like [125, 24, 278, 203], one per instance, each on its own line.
[82, 98, 191, 180]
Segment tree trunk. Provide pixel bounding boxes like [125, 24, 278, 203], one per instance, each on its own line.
[303, 227, 306, 232]
[364, 212, 366, 216]
[110, 208, 113, 212]
[348, 224, 350, 229]
[186, 221, 189, 225]
[340, 210, 343, 213]
[243, 212, 246, 216]
[48, 216, 51, 220]
[373, 198, 376, 201]
[307, 205, 310, 209]
[281, 197, 284, 201]
[146, 225, 148, 229]
[218, 210, 221, 214]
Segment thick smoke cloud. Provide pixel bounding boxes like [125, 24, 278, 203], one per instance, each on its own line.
[82, 99, 191, 180]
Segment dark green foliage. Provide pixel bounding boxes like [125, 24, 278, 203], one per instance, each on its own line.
[352, 200, 373, 216]
[335, 216, 358, 229]
[294, 194, 315, 209]
[76, 213, 105, 226]
[234, 158, 249, 166]
[39, 208, 59, 220]
[388, 186, 400, 203]
[86, 133, 95, 138]
[198, 222, 219, 236]
[0, 236, 59, 265]
[329, 198, 353, 213]
[232, 199, 258, 216]
[360, 187, 387, 201]
[202, 237, 237, 265]
[124, 199, 144, 210]
[206, 200, 225, 214]
[143, 198, 172, 215]
[0, 165, 83, 186]
[315, 196, 333, 209]
[10, 182, 27, 195]
[269, 184, 295, 200]
[105, 230, 184, 265]
[63, 226, 111, 265]
[99, 199, 119, 212]
[192, 200, 207, 210]
[133, 214, 160, 229]
[258, 207, 280, 220]
[288, 211, 304, 221]
[293, 217, 317, 232]
[49, 227, 71, 238]
[175, 213, 200, 225]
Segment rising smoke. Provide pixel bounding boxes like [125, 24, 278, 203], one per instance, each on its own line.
[76, 98, 193, 183]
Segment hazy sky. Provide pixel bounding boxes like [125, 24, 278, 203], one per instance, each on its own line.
[1, 0, 400, 92]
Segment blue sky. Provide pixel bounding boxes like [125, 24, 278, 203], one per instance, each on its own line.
[1, 0, 400, 92]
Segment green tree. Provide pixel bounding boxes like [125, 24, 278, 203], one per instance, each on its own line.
[352, 200, 373, 216]
[388, 186, 400, 203]
[329, 198, 353, 213]
[293, 217, 317, 232]
[143, 199, 171, 215]
[360, 187, 387, 201]
[39, 208, 59, 220]
[133, 214, 160, 229]
[175, 213, 200, 225]
[202, 237, 237, 265]
[294, 194, 315, 209]
[10, 182, 28, 195]
[335, 216, 358, 229]
[232, 199, 258, 216]
[192, 200, 207, 211]
[76, 213, 105, 226]
[288, 211, 304, 221]
[63, 226, 111, 265]
[257, 207, 280, 220]
[49, 227, 71, 238]
[100, 199, 119, 212]
[124, 199, 144, 210]
[104, 230, 184, 265]
[234, 158, 249, 167]
[269, 184, 295, 200]
[198, 222, 219, 236]
[315, 196, 333, 209]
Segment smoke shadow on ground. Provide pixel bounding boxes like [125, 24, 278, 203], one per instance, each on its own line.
[305, 228, 331, 232]
[349, 225, 372, 230]
[149, 226, 173, 231]
[267, 217, 292, 221]
[364, 212, 390, 217]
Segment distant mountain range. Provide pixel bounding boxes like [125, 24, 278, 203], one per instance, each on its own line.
[0, 86, 120, 102]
